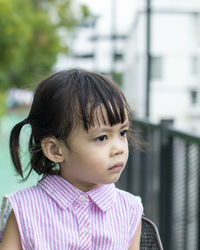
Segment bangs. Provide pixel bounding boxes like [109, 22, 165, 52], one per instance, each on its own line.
[74, 71, 131, 130]
[85, 98, 128, 129]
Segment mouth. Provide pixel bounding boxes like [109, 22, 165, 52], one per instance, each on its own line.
[108, 162, 124, 172]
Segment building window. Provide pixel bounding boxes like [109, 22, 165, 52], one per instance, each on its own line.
[191, 56, 199, 76]
[114, 53, 123, 61]
[151, 56, 163, 80]
[190, 90, 198, 105]
[73, 54, 94, 59]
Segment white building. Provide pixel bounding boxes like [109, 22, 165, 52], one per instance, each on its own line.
[55, 0, 200, 132]
[123, 0, 200, 132]
[55, 0, 136, 82]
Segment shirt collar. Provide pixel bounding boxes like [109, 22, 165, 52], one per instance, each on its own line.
[38, 175, 116, 212]
[87, 183, 116, 212]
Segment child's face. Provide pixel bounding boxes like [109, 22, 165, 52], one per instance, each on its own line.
[59, 110, 129, 192]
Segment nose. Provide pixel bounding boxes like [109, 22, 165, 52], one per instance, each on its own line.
[110, 138, 126, 157]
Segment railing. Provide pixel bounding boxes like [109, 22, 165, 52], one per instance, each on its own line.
[117, 119, 200, 250]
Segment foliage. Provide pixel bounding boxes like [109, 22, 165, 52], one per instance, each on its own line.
[0, 91, 6, 118]
[112, 72, 123, 87]
[0, 0, 90, 89]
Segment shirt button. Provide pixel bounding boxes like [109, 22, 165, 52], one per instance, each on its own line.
[79, 195, 87, 202]
[82, 225, 89, 234]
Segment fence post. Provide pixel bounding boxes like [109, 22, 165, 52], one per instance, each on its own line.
[159, 119, 173, 250]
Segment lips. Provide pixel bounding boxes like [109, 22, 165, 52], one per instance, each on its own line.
[109, 162, 123, 172]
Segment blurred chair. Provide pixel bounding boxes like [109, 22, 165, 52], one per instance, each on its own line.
[140, 216, 163, 250]
[0, 197, 12, 243]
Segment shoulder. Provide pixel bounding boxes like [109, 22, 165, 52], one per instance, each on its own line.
[4, 184, 47, 218]
[112, 187, 143, 246]
[5, 184, 42, 204]
[115, 187, 143, 210]
[0, 185, 43, 248]
[114, 188, 143, 246]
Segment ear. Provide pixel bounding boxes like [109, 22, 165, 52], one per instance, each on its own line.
[41, 137, 65, 163]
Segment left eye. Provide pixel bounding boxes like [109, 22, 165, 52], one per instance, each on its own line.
[120, 130, 127, 137]
[95, 135, 107, 142]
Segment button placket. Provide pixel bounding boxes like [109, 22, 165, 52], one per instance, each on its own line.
[82, 225, 90, 234]
[76, 194, 92, 249]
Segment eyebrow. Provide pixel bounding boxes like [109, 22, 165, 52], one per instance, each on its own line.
[89, 121, 129, 134]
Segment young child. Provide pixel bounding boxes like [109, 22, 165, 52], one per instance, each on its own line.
[0, 69, 143, 250]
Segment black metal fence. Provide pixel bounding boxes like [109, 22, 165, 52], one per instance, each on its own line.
[117, 119, 200, 250]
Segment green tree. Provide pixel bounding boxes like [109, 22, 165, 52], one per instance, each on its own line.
[0, 0, 89, 89]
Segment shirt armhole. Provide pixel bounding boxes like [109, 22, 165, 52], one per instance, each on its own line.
[128, 198, 143, 247]
[3, 194, 25, 248]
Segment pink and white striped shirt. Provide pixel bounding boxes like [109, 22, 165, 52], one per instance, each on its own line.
[5, 175, 143, 250]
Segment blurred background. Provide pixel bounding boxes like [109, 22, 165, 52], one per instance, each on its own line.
[0, 0, 200, 249]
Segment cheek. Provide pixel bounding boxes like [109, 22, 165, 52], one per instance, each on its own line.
[86, 153, 102, 164]
[83, 149, 107, 167]
[125, 145, 129, 158]
[73, 148, 101, 165]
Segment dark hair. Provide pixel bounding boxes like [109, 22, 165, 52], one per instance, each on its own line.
[9, 68, 135, 181]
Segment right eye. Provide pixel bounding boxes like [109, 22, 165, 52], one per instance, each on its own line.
[95, 135, 107, 142]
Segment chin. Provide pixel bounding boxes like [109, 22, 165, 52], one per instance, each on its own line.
[104, 176, 121, 185]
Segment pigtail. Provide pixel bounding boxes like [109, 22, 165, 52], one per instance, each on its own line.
[10, 118, 59, 181]
[9, 119, 28, 178]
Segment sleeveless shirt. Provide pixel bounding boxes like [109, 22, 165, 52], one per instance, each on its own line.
[5, 175, 143, 249]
